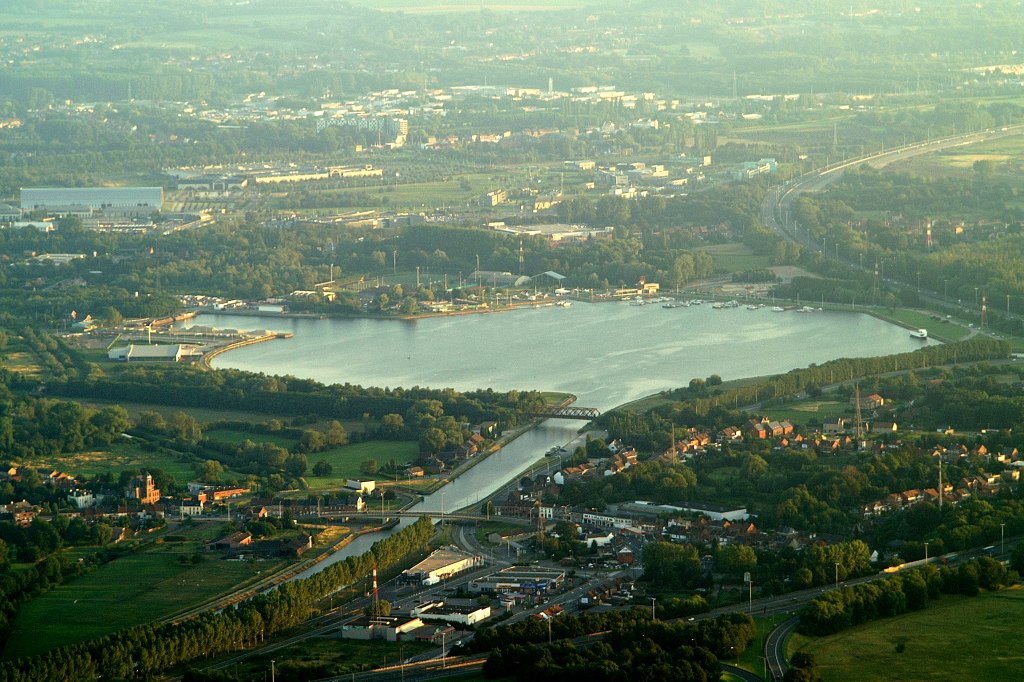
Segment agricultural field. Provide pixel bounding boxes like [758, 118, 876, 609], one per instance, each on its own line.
[883, 131, 1024, 178]
[788, 588, 1024, 682]
[2, 525, 287, 659]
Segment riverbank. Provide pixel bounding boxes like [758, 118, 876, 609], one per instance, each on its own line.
[199, 331, 291, 368]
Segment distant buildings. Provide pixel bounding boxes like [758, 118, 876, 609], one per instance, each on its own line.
[20, 187, 163, 218]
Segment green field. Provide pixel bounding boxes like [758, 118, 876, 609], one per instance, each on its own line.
[870, 308, 973, 342]
[3, 526, 285, 659]
[702, 243, 770, 274]
[303, 440, 420, 490]
[204, 427, 298, 449]
[30, 440, 197, 484]
[789, 588, 1024, 682]
[764, 398, 850, 424]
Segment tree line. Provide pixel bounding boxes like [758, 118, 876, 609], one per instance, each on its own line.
[481, 612, 755, 682]
[799, 557, 1016, 637]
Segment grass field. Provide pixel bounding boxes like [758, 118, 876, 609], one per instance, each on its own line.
[788, 588, 1024, 682]
[82, 399, 295, 426]
[29, 440, 197, 484]
[870, 308, 973, 342]
[204, 427, 297, 449]
[702, 243, 770, 274]
[3, 526, 285, 659]
[764, 398, 849, 424]
[303, 440, 420, 490]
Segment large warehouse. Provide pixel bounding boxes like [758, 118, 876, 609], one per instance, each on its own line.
[20, 187, 164, 217]
[399, 546, 482, 586]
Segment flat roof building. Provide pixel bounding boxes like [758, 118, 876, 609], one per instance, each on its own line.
[400, 546, 482, 585]
[20, 187, 163, 218]
[108, 344, 202, 363]
[469, 567, 565, 595]
[410, 600, 491, 626]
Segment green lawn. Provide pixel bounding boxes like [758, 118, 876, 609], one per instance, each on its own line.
[3, 526, 284, 659]
[702, 243, 770, 274]
[765, 398, 850, 424]
[871, 308, 972, 341]
[789, 588, 1024, 682]
[303, 440, 420, 490]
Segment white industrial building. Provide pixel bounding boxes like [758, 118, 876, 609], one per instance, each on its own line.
[410, 601, 491, 626]
[107, 344, 202, 363]
[20, 187, 164, 218]
[400, 546, 482, 586]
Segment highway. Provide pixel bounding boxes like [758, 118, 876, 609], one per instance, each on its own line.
[762, 125, 1024, 253]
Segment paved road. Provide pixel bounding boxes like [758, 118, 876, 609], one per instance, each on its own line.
[765, 616, 800, 681]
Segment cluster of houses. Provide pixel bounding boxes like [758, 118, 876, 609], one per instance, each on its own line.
[67, 473, 252, 520]
[417, 421, 499, 475]
[860, 445, 1023, 517]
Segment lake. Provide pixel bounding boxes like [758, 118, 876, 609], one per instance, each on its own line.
[186, 301, 933, 412]
[181, 301, 933, 576]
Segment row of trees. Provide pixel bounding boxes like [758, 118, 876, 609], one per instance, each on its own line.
[483, 613, 755, 682]
[800, 558, 1016, 636]
[53, 365, 543, 431]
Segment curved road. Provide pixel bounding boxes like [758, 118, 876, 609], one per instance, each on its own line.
[765, 616, 800, 681]
[763, 125, 1024, 250]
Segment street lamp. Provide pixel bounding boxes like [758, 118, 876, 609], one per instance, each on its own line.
[271, 659, 276, 682]
[650, 597, 657, 622]
[834, 562, 840, 589]
[924, 542, 929, 562]
[944, 279, 948, 300]
[1001, 523, 1006, 554]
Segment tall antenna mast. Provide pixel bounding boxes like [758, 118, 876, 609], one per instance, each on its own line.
[854, 383, 863, 444]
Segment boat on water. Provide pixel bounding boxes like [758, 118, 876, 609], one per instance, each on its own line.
[556, 300, 572, 308]
[663, 301, 688, 309]
[771, 306, 785, 312]
[911, 328, 928, 339]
